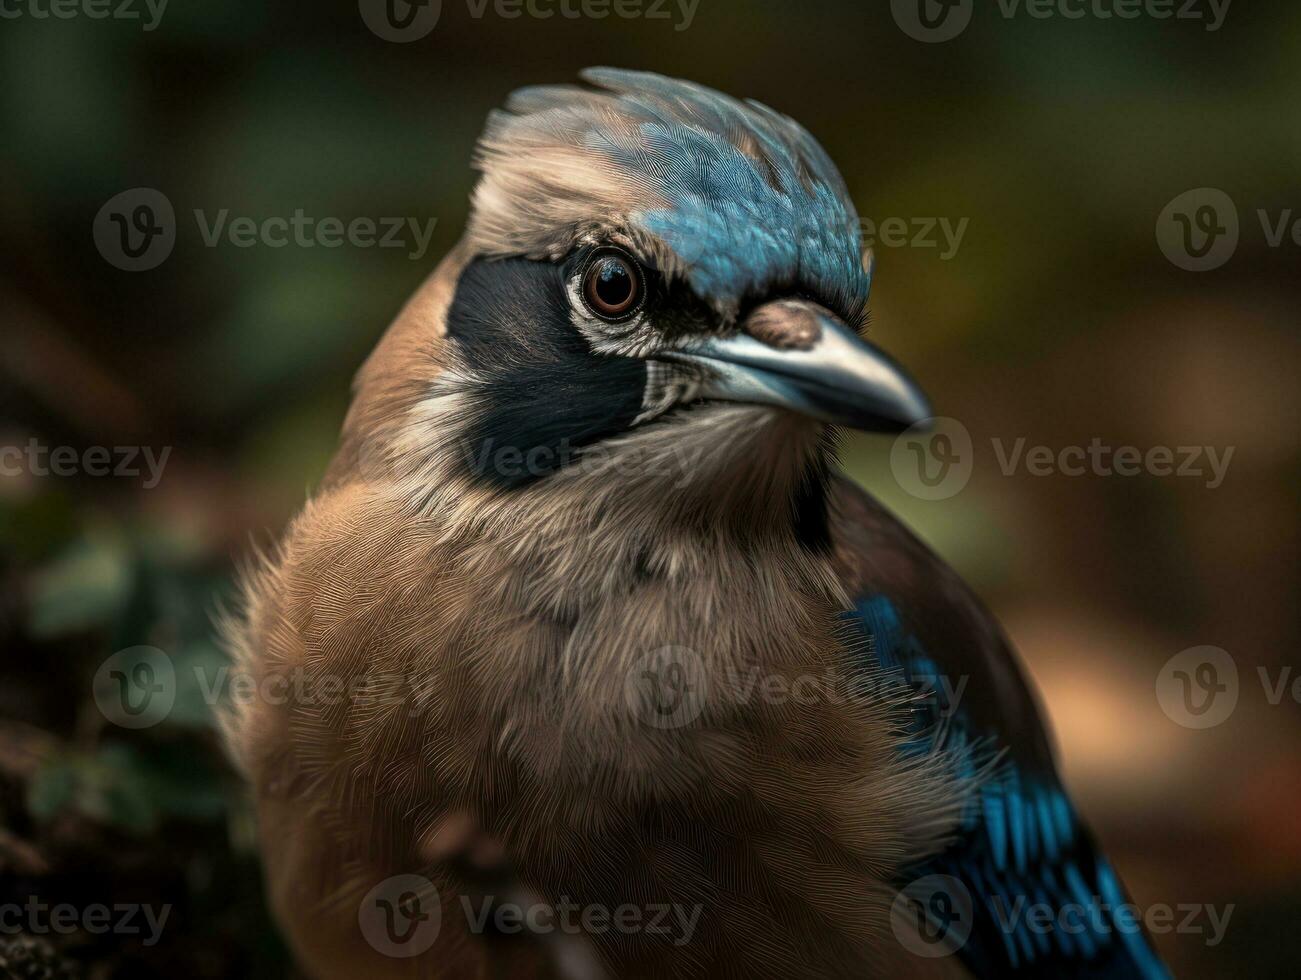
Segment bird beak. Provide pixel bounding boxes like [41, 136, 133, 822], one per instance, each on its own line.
[660, 300, 932, 433]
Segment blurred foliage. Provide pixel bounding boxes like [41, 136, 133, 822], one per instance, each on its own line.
[0, 494, 281, 978]
[1, 0, 1299, 977]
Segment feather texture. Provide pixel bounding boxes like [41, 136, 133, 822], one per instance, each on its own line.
[220, 69, 1166, 980]
[833, 482, 1170, 978]
[471, 68, 870, 323]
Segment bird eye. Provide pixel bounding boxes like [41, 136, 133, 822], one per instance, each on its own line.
[581, 249, 644, 321]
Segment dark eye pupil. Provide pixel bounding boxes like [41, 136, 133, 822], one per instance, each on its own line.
[584, 253, 642, 318]
[595, 261, 632, 306]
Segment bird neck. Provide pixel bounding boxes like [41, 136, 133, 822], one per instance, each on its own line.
[387, 403, 845, 625]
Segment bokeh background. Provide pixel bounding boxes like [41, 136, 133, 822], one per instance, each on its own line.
[1, 0, 1298, 976]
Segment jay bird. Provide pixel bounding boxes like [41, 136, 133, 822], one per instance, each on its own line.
[222, 69, 1170, 979]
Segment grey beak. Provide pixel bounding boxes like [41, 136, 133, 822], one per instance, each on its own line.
[660, 300, 932, 433]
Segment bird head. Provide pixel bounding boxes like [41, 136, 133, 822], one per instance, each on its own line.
[338, 69, 930, 543]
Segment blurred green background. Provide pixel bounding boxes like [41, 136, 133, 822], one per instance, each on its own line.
[1, 0, 1298, 976]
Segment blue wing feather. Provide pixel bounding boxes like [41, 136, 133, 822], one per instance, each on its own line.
[842, 595, 1170, 979]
